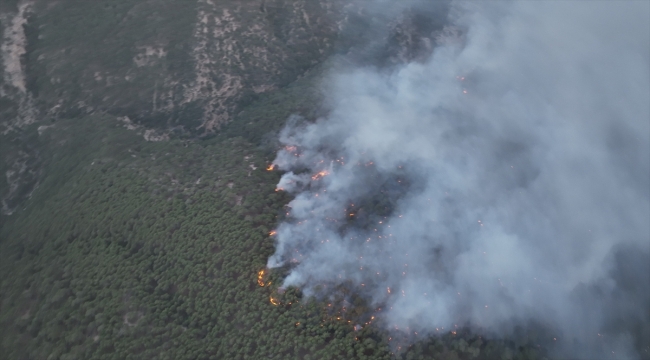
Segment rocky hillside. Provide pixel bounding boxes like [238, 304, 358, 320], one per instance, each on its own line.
[0, 0, 344, 215]
[3, 0, 349, 134]
[0, 0, 451, 215]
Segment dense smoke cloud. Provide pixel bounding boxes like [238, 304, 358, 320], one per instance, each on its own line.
[268, 1, 650, 358]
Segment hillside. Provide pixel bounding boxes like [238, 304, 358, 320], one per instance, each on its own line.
[0, 1, 630, 360]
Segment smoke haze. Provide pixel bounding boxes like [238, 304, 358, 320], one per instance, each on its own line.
[268, 1, 650, 358]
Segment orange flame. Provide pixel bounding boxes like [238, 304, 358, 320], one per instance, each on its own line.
[311, 170, 330, 181]
[266, 164, 275, 171]
[269, 230, 277, 236]
[270, 296, 280, 306]
[258, 269, 266, 287]
[387, 287, 391, 294]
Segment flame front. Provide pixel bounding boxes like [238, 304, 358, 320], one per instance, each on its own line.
[311, 170, 329, 181]
[266, 164, 275, 171]
[269, 230, 277, 236]
[270, 296, 280, 306]
[258, 269, 266, 287]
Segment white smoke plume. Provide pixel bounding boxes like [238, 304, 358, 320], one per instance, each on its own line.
[268, 1, 650, 358]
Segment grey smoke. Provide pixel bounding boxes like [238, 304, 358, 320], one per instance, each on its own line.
[268, 1, 650, 358]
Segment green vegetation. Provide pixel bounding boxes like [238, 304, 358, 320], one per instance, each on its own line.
[23, 0, 197, 121]
[223, 57, 333, 146]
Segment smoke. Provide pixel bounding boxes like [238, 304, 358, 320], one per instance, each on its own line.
[268, 1, 650, 358]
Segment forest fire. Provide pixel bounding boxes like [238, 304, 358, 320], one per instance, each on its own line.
[269, 296, 280, 306]
[269, 230, 277, 236]
[266, 164, 275, 171]
[311, 170, 329, 181]
[258, 269, 266, 287]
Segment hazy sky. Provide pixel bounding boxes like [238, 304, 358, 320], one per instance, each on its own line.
[269, 1, 650, 358]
